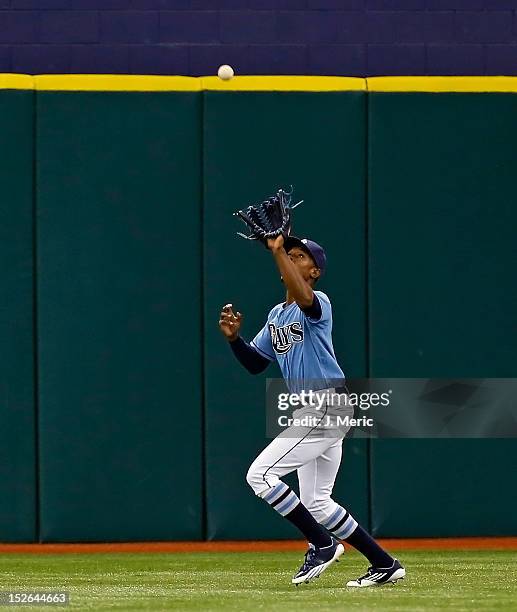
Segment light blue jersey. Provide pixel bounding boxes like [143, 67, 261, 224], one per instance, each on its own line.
[251, 290, 345, 393]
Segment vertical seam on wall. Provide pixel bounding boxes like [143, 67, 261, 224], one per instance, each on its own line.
[200, 90, 207, 542]
[364, 80, 373, 535]
[32, 88, 41, 543]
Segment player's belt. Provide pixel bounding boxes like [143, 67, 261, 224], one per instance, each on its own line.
[319, 386, 349, 395]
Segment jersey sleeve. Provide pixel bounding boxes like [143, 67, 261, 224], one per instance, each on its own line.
[303, 291, 332, 325]
[250, 316, 276, 362]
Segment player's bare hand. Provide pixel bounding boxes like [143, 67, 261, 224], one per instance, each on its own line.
[267, 234, 285, 252]
[219, 303, 243, 341]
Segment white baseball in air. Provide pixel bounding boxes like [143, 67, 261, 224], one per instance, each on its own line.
[218, 64, 234, 80]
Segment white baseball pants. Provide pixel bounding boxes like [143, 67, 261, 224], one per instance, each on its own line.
[246, 392, 357, 534]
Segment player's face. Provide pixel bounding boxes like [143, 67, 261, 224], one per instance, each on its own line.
[287, 247, 320, 283]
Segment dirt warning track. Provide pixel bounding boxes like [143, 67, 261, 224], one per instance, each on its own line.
[0, 537, 515, 554]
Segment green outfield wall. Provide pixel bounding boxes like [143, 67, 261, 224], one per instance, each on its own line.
[0, 77, 36, 542]
[35, 77, 203, 541]
[203, 84, 369, 539]
[367, 78, 517, 537]
[0, 75, 516, 542]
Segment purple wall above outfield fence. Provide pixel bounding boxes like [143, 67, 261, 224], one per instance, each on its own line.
[1, 2, 517, 76]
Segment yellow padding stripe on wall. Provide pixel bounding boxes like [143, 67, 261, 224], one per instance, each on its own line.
[368, 76, 517, 92]
[34, 75, 201, 91]
[34, 75, 364, 91]
[0, 74, 34, 89]
[200, 75, 365, 91]
[3, 74, 517, 93]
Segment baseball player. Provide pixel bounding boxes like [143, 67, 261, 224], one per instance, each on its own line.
[219, 234, 405, 587]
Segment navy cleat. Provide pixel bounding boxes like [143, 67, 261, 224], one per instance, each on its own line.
[346, 559, 405, 587]
[291, 538, 344, 585]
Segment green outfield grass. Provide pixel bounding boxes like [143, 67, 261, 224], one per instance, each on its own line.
[0, 549, 516, 611]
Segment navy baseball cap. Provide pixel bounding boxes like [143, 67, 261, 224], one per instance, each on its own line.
[284, 236, 327, 275]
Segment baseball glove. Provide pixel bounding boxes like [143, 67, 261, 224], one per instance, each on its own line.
[233, 187, 303, 246]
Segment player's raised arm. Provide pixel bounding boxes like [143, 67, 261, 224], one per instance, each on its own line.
[267, 235, 314, 309]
